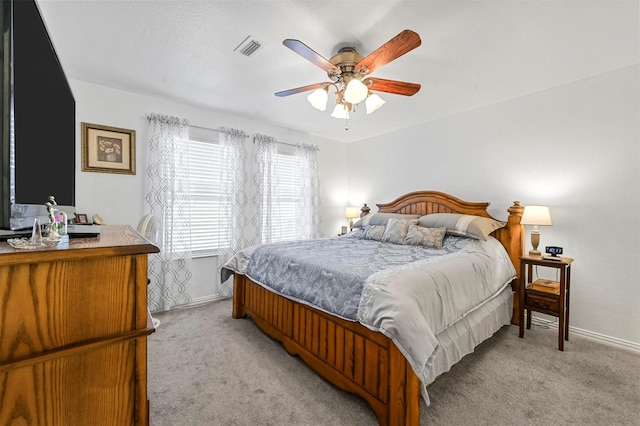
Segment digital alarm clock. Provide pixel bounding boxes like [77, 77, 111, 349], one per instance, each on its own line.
[545, 246, 563, 257]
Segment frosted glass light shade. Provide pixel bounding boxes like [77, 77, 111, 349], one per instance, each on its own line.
[343, 79, 368, 104]
[331, 103, 349, 119]
[365, 93, 385, 114]
[307, 88, 328, 111]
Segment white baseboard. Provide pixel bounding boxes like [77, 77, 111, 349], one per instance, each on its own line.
[150, 294, 229, 315]
[531, 316, 640, 353]
[186, 294, 229, 307]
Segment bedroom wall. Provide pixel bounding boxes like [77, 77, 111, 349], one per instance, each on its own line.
[346, 65, 640, 348]
[70, 79, 349, 305]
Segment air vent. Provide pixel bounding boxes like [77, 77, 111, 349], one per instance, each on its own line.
[233, 35, 263, 57]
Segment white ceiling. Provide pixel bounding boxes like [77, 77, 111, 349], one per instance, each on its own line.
[37, 0, 638, 143]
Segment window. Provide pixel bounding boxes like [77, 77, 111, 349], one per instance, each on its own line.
[183, 128, 228, 255]
[255, 137, 321, 244]
[262, 150, 299, 243]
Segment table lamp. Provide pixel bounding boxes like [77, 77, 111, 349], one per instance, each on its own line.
[345, 207, 360, 230]
[520, 205, 552, 255]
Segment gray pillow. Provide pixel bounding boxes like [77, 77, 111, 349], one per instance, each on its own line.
[343, 227, 365, 238]
[417, 213, 505, 241]
[404, 225, 447, 248]
[352, 213, 373, 229]
[381, 218, 418, 244]
[353, 212, 420, 228]
[364, 225, 386, 241]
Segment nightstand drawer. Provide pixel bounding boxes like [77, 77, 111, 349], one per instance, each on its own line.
[526, 293, 559, 313]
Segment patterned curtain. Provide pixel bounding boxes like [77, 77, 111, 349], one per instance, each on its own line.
[144, 113, 193, 311]
[253, 133, 321, 242]
[252, 134, 279, 243]
[217, 127, 253, 296]
[295, 143, 322, 239]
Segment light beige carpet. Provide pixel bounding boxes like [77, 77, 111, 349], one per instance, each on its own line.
[148, 299, 640, 425]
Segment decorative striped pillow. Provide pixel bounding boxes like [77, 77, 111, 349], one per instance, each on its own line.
[417, 213, 505, 241]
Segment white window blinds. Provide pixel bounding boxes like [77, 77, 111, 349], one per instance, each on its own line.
[184, 128, 228, 255]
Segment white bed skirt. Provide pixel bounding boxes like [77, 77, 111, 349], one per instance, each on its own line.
[425, 287, 513, 387]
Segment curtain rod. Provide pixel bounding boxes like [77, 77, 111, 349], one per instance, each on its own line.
[264, 139, 320, 150]
[189, 124, 249, 138]
[190, 124, 316, 149]
[253, 135, 317, 149]
[256, 139, 299, 148]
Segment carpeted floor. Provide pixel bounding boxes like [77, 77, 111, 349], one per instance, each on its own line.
[148, 299, 640, 425]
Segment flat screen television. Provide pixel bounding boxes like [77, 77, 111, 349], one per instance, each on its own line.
[0, 0, 75, 231]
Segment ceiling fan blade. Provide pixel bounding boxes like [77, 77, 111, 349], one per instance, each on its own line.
[364, 77, 421, 96]
[356, 29, 421, 75]
[283, 39, 341, 74]
[275, 82, 325, 97]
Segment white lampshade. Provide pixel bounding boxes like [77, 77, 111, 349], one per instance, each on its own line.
[345, 206, 360, 229]
[345, 207, 360, 219]
[521, 205, 553, 226]
[307, 88, 328, 111]
[521, 205, 552, 256]
[365, 93, 385, 114]
[331, 103, 349, 119]
[343, 78, 368, 104]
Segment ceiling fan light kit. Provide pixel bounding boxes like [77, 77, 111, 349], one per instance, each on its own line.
[276, 29, 422, 129]
[307, 87, 329, 111]
[343, 78, 369, 104]
[365, 93, 385, 114]
[330, 103, 350, 120]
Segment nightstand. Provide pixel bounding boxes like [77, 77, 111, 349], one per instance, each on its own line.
[518, 255, 574, 351]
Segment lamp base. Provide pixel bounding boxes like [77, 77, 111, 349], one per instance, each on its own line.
[529, 228, 541, 257]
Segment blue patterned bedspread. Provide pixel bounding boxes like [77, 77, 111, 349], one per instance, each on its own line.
[222, 234, 472, 320]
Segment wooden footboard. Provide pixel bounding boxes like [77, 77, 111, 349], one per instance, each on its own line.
[232, 273, 420, 425]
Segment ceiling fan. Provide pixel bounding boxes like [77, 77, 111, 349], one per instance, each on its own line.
[275, 29, 422, 126]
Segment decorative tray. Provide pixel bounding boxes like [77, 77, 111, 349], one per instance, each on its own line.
[7, 236, 66, 250]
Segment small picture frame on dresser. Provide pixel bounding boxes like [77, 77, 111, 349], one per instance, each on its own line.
[75, 213, 89, 224]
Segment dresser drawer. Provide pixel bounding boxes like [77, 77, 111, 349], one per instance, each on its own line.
[0, 340, 136, 425]
[0, 256, 138, 364]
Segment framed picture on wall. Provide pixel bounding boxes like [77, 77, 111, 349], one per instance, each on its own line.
[81, 122, 136, 174]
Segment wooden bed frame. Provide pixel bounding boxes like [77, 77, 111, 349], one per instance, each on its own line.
[232, 191, 524, 425]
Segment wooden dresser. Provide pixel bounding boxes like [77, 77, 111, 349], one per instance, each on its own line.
[0, 225, 159, 425]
